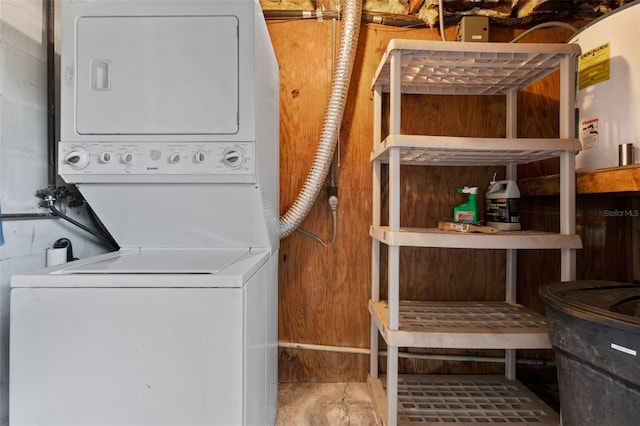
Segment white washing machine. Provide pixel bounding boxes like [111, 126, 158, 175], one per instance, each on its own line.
[10, 248, 277, 425]
[9, 1, 280, 425]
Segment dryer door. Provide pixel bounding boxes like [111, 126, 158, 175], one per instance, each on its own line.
[75, 15, 239, 135]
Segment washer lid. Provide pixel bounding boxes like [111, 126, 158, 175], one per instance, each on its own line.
[10, 248, 271, 289]
[61, 249, 247, 274]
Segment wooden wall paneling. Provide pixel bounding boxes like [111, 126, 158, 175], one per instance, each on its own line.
[576, 194, 632, 282]
[271, 21, 463, 381]
[518, 193, 631, 310]
[396, 348, 506, 376]
[379, 165, 509, 303]
[516, 191, 634, 366]
[269, 19, 373, 382]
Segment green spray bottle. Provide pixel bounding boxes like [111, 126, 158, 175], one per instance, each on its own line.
[453, 186, 478, 223]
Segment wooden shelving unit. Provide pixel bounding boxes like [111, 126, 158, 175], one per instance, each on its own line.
[369, 40, 582, 426]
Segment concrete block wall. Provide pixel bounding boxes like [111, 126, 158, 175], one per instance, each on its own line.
[0, 2, 105, 423]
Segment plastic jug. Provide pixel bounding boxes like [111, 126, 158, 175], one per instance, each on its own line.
[485, 179, 521, 231]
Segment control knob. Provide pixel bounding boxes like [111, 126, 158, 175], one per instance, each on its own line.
[99, 152, 113, 164]
[194, 150, 207, 164]
[121, 152, 135, 165]
[64, 148, 90, 169]
[169, 153, 181, 164]
[222, 147, 245, 169]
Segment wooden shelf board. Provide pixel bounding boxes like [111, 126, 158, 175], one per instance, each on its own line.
[519, 164, 640, 196]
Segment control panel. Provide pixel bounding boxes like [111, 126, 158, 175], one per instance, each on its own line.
[58, 142, 255, 183]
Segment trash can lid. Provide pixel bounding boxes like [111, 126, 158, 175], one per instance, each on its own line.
[540, 280, 640, 332]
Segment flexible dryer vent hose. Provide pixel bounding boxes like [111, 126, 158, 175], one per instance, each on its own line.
[278, 0, 362, 239]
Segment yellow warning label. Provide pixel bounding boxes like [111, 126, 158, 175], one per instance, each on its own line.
[578, 42, 610, 90]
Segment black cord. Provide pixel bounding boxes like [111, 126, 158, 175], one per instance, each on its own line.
[86, 204, 119, 249]
[52, 238, 75, 261]
[49, 204, 115, 246]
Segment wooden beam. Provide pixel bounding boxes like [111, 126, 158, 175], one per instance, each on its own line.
[409, 0, 425, 15]
[519, 165, 640, 196]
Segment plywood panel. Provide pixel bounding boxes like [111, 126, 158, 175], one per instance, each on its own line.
[271, 19, 378, 382]
[270, 19, 606, 382]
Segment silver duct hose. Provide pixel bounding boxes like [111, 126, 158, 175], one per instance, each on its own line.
[278, 0, 362, 239]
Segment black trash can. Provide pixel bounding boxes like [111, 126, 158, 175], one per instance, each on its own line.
[540, 280, 640, 426]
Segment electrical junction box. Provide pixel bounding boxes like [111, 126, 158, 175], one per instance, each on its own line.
[457, 16, 489, 42]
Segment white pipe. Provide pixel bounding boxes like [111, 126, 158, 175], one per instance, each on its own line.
[438, 0, 446, 41]
[278, 0, 362, 239]
[393, 351, 505, 364]
[279, 341, 370, 355]
[278, 341, 555, 366]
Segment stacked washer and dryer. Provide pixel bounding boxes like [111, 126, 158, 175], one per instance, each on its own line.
[10, 1, 280, 425]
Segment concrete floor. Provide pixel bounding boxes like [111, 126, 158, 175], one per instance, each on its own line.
[275, 382, 377, 426]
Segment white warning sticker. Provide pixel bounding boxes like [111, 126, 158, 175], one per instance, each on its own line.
[580, 118, 599, 150]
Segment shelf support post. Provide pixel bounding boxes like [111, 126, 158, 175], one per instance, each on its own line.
[386, 345, 398, 426]
[560, 151, 577, 281]
[388, 49, 401, 331]
[559, 55, 578, 281]
[386, 51, 402, 426]
[390, 49, 401, 135]
[373, 84, 382, 148]
[388, 147, 400, 330]
[371, 85, 383, 379]
[505, 90, 518, 380]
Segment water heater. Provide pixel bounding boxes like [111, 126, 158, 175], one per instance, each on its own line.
[572, 2, 640, 171]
